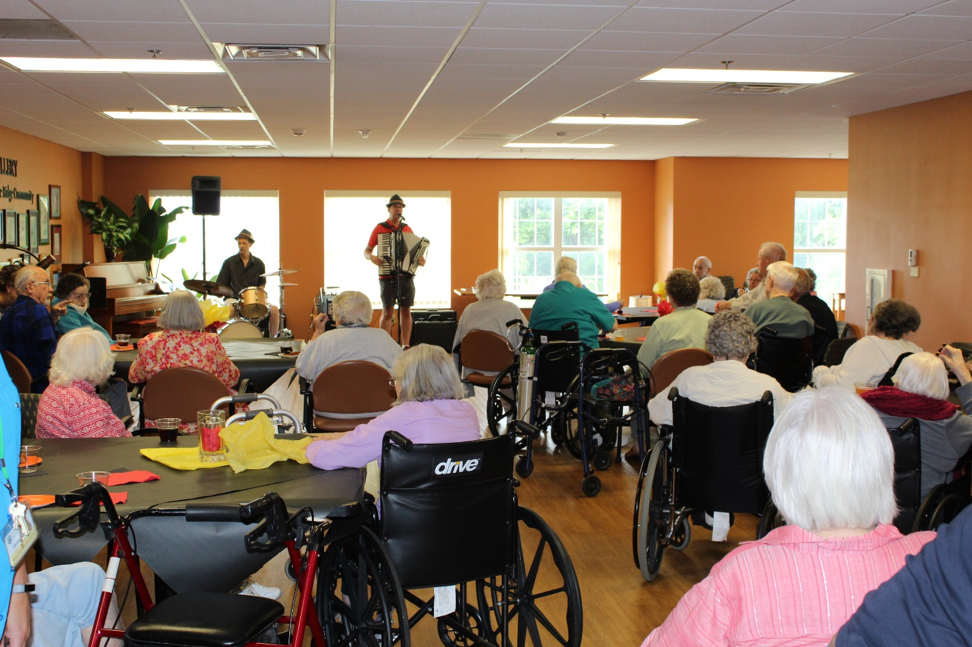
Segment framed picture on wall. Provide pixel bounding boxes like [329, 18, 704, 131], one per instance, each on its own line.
[49, 185, 61, 219]
[17, 212, 28, 250]
[51, 225, 62, 261]
[38, 194, 50, 244]
[28, 210, 40, 254]
[3, 210, 15, 246]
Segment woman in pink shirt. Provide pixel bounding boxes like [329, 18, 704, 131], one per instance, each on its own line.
[641, 387, 936, 647]
[306, 344, 479, 470]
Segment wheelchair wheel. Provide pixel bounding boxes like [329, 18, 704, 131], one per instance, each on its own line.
[670, 516, 690, 551]
[560, 404, 617, 461]
[636, 439, 667, 581]
[437, 604, 484, 647]
[317, 526, 410, 647]
[476, 506, 583, 647]
[757, 500, 786, 539]
[592, 450, 612, 472]
[515, 456, 534, 478]
[487, 364, 518, 438]
[928, 493, 967, 530]
[581, 474, 601, 497]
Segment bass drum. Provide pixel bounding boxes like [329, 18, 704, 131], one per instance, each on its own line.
[218, 319, 264, 339]
[238, 287, 269, 321]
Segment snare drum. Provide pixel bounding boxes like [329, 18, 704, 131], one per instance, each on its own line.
[238, 287, 269, 320]
[218, 319, 264, 339]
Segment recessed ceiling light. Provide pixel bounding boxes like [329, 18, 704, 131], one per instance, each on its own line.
[106, 111, 255, 121]
[550, 116, 697, 126]
[504, 143, 614, 149]
[0, 57, 223, 74]
[159, 140, 272, 146]
[640, 68, 851, 84]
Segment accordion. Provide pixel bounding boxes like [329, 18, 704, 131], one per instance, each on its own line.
[378, 231, 430, 276]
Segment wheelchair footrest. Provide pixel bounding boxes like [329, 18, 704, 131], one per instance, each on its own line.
[125, 592, 284, 647]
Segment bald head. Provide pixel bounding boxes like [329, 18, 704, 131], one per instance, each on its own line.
[757, 242, 787, 274]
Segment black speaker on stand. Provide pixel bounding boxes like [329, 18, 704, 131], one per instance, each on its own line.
[191, 176, 221, 278]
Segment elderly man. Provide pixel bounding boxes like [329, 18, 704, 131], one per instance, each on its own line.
[637, 269, 710, 370]
[0, 266, 63, 391]
[794, 268, 837, 365]
[716, 242, 787, 312]
[692, 256, 712, 280]
[744, 261, 814, 339]
[529, 271, 615, 349]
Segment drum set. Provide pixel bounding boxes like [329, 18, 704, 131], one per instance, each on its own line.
[184, 268, 298, 338]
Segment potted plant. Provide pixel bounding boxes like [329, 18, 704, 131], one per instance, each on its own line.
[78, 195, 187, 269]
[78, 197, 132, 261]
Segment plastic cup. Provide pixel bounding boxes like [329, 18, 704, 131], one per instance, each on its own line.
[197, 409, 226, 463]
[76, 471, 110, 486]
[19, 445, 42, 474]
[279, 340, 294, 354]
[156, 418, 181, 444]
[855, 382, 875, 395]
[115, 334, 131, 348]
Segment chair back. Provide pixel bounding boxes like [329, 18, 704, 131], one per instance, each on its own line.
[670, 388, 775, 515]
[311, 361, 395, 431]
[887, 418, 921, 534]
[460, 330, 514, 373]
[535, 341, 583, 395]
[752, 332, 812, 392]
[142, 367, 232, 422]
[380, 432, 515, 589]
[2, 351, 32, 393]
[716, 275, 735, 298]
[649, 348, 713, 396]
[19, 392, 41, 439]
[822, 337, 857, 367]
[531, 326, 579, 345]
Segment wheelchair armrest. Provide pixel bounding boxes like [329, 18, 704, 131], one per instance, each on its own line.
[325, 501, 362, 519]
[131, 383, 145, 401]
[509, 419, 541, 441]
[383, 431, 413, 452]
[668, 387, 680, 401]
[238, 378, 251, 394]
[298, 376, 311, 395]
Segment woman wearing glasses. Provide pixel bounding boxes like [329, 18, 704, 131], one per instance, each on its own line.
[52, 274, 110, 340]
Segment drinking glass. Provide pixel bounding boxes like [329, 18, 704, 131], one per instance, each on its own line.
[115, 334, 131, 348]
[197, 409, 227, 463]
[156, 418, 181, 444]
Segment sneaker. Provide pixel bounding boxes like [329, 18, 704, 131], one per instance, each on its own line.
[238, 581, 281, 600]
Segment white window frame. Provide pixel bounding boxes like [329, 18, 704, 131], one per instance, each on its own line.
[793, 190, 847, 306]
[498, 192, 621, 298]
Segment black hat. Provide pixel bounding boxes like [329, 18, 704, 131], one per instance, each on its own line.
[386, 194, 406, 207]
[235, 229, 255, 243]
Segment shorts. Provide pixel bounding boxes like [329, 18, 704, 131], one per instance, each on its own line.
[379, 275, 415, 309]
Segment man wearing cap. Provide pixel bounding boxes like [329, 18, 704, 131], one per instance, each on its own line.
[364, 195, 423, 347]
[217, 229, 279, 337]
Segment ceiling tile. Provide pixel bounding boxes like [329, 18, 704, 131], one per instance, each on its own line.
[34, 0, 192, 23]
[918, 0, 972, 16]
[337, 0, 477, 27]
[922, 41, 972, 60]
[0, 39, 94, 58]
[90, 42, 214, 59]
[62, 20, 203, 43]
[734, 12, 896, 37]
[814, 37, 959, 58]
[184, 0, 329, 25]
[0, 0, 47, 19]
[461, 28, 589, 49]
[579, 31, 719, 53]
[474, 3, 625, 30]
[449, 47, 565, 66]
[859, 15, 972, 39]
[696, 34, 843, 56]
[777, 0, 941, 13]
[605, 7, 765, 33]
[200, 23, 330, 44]
[339, 46, 450, 64]
[338, 25, 461, 47]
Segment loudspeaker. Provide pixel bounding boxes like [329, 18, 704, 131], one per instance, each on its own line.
[191, 176, 221, 215]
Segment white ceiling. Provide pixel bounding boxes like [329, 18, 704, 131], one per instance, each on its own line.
[2, 0, 972, 160]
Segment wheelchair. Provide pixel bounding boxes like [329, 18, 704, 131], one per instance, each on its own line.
[633, 387, 776, 581]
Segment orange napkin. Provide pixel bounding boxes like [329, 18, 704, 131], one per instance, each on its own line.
[107, 471, 160, 486]
[110, 343, 134, 351]
[70, 492, 128, 506]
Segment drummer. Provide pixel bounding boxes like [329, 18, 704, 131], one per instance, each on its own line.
[216, 229, 279, 337]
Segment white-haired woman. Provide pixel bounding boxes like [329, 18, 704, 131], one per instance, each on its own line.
[641, 387, 936, 647]
[452, 270, 525, 372]
[306, 344, 480, 470]
[861, 349, 972, 499]
[37, 328, 129, 438]
[696, 275, 725, 314]
[297, 290, 402, 383]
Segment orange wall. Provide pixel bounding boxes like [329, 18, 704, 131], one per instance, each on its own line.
[0, 124, 86, 266]
[103, 157, 655, 331]
[847, 90, 972, 349]
[661, 157, 848, 290]
[653, 158, 674, 283]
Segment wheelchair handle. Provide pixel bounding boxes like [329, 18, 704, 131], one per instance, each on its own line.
[185, 503, 246, 523]
[212, 393, 282, 409]
[509, 420, 541, 441]
[53, 483, 110, 538]
[383, 431, 413, 452]
[226, 409, 303, 433]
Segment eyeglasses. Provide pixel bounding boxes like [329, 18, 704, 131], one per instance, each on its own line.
[69, 292, 90, 302]
[30, 281, 51, 287]
[388, 378, 397, 387]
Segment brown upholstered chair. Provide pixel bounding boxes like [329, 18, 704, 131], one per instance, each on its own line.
[2, 350, 33, 393]
[137, 367, 241, 428]
[308, 360, 396, 433]
[649, 348, 714, 397]
[459, 330, 515, 389]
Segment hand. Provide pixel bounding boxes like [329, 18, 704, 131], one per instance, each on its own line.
[714, 300, 731, 312]
[369, 255, 383, 267]
[2, 563, 31, 647]
[940, 345, 972, 386]
[50, 301, 67, 319]
[417, 257, 426, 266]
[312, 313, 328, 333]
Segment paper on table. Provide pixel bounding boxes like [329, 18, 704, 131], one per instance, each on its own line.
[140, 447, 227, 470]
[106, 470, 160, 486]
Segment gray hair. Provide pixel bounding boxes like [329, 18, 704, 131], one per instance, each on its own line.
[792, 268, 812, 299]
[766, 261, 799, 294]
[705, 311, 757, 360]
[871, 299, 921, 339]
[554, 271, 582, 287]
[895, 352, 949, 401]
[14, 266, 46, 294]
[333, 290, 373, 327]
[49, 327, 114, 387]
[764, 387, 897, 532]
[758, 242, 787, 262]
[393, 344, 464, 404]
[474, 269, 506, 300]
[158, 290, 206, 331]
[804, 268, 817, 292]
[698, 276, 726, 300]
[555, 256, 577, 276]
[693, 256, 712, 271]
[665, 268, 700, 308]
[745, 267, 763, 288]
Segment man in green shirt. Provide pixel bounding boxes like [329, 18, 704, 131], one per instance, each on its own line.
[529, 272, 615, 349]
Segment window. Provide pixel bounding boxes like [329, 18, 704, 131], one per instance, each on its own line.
[499, 193, 621, 296]
[793, 192, 846, 308]
[151, 191, 280, 293]
[324, 192, 451, 309]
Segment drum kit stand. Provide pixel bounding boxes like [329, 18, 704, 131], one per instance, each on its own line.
[184, 268, 298, 338]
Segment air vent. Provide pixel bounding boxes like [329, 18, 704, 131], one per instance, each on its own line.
[219, 44, 326, 61]
[174, 106, 248, 114]
[0, 19, 77, 40]
[710, 82, 809, 95]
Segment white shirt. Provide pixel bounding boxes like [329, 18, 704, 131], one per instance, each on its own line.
[648, 360, 791, 426]
[296, 326, 402, 382]
[812, 335, 923, 390]
[728, 280, 767, 312]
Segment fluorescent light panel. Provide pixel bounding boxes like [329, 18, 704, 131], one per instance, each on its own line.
[106, 111, 255, 121]
[551, 116, 696, 126]
[641, 68, 851, 84]
[0, 57, 222, 74]
[159, 140, 272, 146]
[504, 143, 614, 149]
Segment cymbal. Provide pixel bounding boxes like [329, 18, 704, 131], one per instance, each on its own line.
[279, 283, 298, 287]
[261, 269, 298, 277]
[184, 280, 234, 299]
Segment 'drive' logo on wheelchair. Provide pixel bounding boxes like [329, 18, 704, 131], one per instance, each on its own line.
[433, 454, 483, 476]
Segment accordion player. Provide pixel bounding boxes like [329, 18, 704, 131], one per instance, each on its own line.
[377, 231, 430, 276]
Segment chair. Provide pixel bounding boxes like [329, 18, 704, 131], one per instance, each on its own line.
[821, 336, 857, 367]
[19, 392, 40, 439]
[458, 330, 514, 390]
[716, 275, 735, 298]
[887, 418, 922, 534]
[751, 332, 812, 392]
[303, 360, 395, 433]
[2, 350, 33, 393]
[136, 367, 244, 428]
[648, 348, 713, 397]
[836, 321, 856, 339]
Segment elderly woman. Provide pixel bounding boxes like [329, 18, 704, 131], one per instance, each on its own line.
[861, 350, 972, 499]
[129, 290, 239, 389]
[648, 311, 790, 426]
[696, 275, 725, 314]
[641, 387, 936, 647]
[529, 271, 616, 349]
[453, 270, 525, 372]
[813, 299, 922, 390]
[296, 290, 401, 383]
[736, 267, 763, 297]
[306, 344, 480, 470]
[0, 263, 21, 312]
[637, 269, 711, 370]
[36, 328, 129, 438]
[52, 273, 110, 340]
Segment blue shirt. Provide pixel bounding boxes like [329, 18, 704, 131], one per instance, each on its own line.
[529, 281, 615, 349]
[0, 363, 23, 632]
[0, 295, 57, 386]
[52, 297, 110, 341]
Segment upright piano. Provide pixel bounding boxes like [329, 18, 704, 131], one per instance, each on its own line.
[84, 262, 167, 338]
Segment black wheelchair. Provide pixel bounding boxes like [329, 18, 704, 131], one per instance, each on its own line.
[633, 387, 776, 581]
